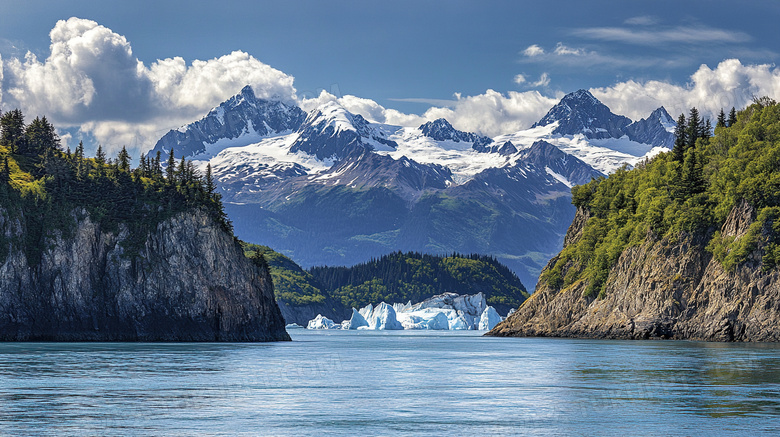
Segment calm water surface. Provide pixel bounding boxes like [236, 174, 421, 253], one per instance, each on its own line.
[1, 330, 779, 436]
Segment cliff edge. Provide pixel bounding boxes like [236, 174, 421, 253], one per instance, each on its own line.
[0, 207, 290, 341]
[489, 201, 780, 341]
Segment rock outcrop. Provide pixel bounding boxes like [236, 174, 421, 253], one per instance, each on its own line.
[489, 201, 780, 341]
[0, 207, 290, 341]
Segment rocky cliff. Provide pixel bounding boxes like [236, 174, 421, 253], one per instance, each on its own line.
[0, 207, 290, 341]
[489, 201, 780, 341]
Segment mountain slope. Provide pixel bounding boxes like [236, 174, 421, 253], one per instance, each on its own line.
[531, 89, 631, 139]
[489, 99, 780, 341]
[151, 85, 306, 159]
[155, 87, 674, 288]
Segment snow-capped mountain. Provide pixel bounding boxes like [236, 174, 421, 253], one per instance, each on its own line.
[153, 86, 674, 289]
[532, 89, 632, 139]
[419, 118, 493, 152]
[623, 106, 676, 149]
[289, 101, 398, 160]
[151, 85, 306, 159]
[530, 89, 675, 153]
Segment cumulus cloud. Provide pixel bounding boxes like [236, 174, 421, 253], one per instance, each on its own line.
[320, 59, 780, 138]
[591, 59, 780, 121]
[513, 74, 526, 85]
[421, 90, 560, 136]
[301, 89, 559, 137]
[522, 44, 545, 57]
[0, 17, 296, 155]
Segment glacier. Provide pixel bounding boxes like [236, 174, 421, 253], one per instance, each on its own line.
[305, 292, 509, 331]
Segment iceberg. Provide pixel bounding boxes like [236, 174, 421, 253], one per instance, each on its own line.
[341, 308, 369, 330]
[397, 309, 451, 330]
[285, 323, 304, 329]
[403, 292, 488, 330]
[307, 314, 338, 330]
[478, 306, 502, 331]
[307, 293, 502, 331]
[360, 302, 403, 330]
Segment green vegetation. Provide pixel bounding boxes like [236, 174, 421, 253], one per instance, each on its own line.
[0, 108, 231, 264]
[544, 98, 780, 298]
[241, 246, 529, 312]
[310, 251, 529, 311]
[242, 242, 328, 306]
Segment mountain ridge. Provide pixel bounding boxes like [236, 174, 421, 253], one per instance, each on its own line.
[151, 86, 677, 288]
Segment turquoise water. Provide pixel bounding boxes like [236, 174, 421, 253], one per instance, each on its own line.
[1, 330, 779, 436]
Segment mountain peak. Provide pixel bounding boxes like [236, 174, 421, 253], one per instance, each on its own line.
[562, 89, 599, 105]
[290, 101, 397, 160]
[150, 86, 306, 159]
[419, 118, 493, 152]
[532, 89, 631, 139]
[623, 106, 676, 148]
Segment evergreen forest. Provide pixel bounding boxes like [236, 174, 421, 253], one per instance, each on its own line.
[544, 98, 780, 298]
[0, 108, 230, 264]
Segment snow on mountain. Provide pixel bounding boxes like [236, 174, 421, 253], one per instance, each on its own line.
[151, 85, 306, 160]
[623, 106, 676, 149]
[289, 101, 398, 160]
[419, 118, 494, 152]
[531, 89, 632, 139]
[155, 86, 680, 289]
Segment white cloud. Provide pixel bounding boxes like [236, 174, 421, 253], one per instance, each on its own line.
[553, 43, 584, 56]
[421, 90, 560, 136]
[0, 17, 296, 155]
[514, 74, 526, 85]
[572, 25, 751, 45]
[590, 59, 780, 122]
[624, 16, 658, 26]
[522, 44, 545, 57]
[530, 73, 551, 87]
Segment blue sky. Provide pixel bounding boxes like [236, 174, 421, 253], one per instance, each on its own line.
[1, 0, 779, 155]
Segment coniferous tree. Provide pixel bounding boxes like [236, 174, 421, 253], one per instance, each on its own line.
[138, 153, 147, 177]
[24, 116, 59, 157]
[728, 107, 737, 127]
[95, 145, 107, 165]
[166, 149, 176, 184]
[716, 109, 727, 128]
[702, 119, 712, 141]
[205, 163, 216, 197]
[0, 109, 25, 154]
[154, 151, 163, 180]
[681, 147, 705, 196]
[117, 146, 131, 172]
[672, 114, 687, 162]
[178, 156, 187, 184]
[686, 108, 702, 150]
[75, 141, 85, 161]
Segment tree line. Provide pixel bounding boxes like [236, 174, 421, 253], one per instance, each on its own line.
[0, 108, 232, 263]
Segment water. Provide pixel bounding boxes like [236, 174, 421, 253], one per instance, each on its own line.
[1, 330, 779, 436]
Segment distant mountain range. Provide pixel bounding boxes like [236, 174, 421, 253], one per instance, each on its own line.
[150, 87, 675, 288]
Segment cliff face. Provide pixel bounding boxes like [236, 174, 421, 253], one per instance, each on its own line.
[489, 201, 780, 341]
[0, 207, 290, 341]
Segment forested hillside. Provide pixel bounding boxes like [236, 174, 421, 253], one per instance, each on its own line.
[491, 98, 780, 341]
[0, 109, 229, 263]
[0, 108, 289, 341]
[310, 251, 529, 315]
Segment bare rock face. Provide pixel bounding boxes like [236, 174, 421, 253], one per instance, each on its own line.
[489, 201, 780, 341]
[0, 208, 290, 341]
